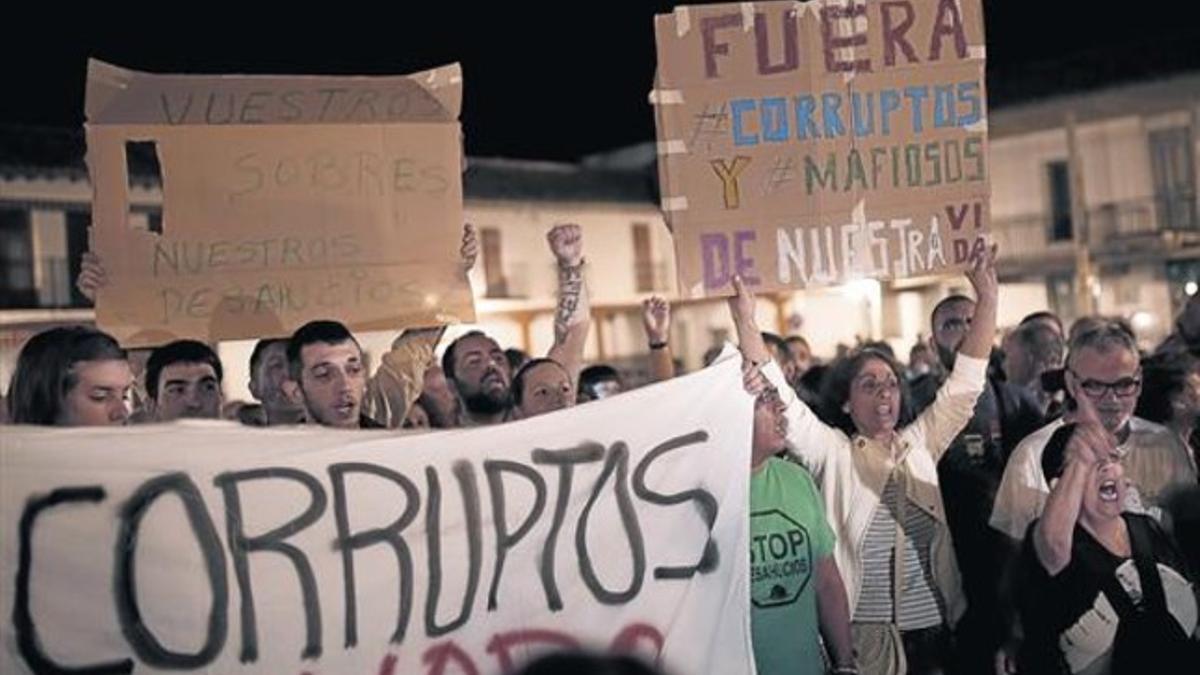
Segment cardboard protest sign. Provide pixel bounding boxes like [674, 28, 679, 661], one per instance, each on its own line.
[1, 355, 755, 674]
[652, 0, 990, 297]
[85, 59, 475, 347]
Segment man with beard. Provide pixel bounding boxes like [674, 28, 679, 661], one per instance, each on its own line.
[442, 330, 514, 425]
[441, 223, 590, 426]
[909, 294, 1047, 672]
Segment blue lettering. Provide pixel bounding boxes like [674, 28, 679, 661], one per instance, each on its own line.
[879, 89, 901, 136]
[852, 92, 875, 137]
[958, 81, 982, 127]
[793, 95, 821, 139]
[731, 98, 759, 147]
[904, 86, 930, 134]
[821, 93, 845, 138]
[760, 97, 789, 143]
[933, 85, 956, 128]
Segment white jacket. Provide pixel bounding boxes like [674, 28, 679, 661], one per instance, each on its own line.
[763, 354, 988, 622]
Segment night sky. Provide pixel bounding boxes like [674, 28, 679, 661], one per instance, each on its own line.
[2, 2, 1197, 162]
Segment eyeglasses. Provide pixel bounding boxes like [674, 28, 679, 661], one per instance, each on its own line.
[755, 387, 783, 409]
[1069, 369, 1141, 398]
[854, 376, 899, 396]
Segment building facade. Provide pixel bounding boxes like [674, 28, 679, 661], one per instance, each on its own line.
[3, 73, 1198, 400]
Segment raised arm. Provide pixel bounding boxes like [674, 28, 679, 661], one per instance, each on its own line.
[728, 275, 845, 469]
[545, 224, 590, 393]
[914, 245, 998, 458]
[76, 251, 106, 304]
[365, 223, 477, 427]
[642, 296, 675, 382]
[1034, 398, 1114, 575]
[958, 243, 999, 361]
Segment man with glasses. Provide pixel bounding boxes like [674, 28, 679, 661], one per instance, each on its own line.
[912, 296, 1046, 455]
[911, 294, 1047, 673]
[989, 322, 1196, 674]
[991, 322, 1196, 543]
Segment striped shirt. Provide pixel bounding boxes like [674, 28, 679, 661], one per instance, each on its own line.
[854, 476, 945, 629]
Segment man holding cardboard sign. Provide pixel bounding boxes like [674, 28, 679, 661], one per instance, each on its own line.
[79, 222, 479, 429]
[83, 58, 474, 348]
[77, 58, 485, 429]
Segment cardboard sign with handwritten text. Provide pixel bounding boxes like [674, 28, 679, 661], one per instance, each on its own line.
[652, 0, 990, 297]
[85, 59, 474, 347]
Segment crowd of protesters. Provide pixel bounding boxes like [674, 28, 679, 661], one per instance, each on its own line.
[5, 223, 1200, 675]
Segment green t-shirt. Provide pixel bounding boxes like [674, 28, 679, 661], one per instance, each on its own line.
[749, 457, 836, 675]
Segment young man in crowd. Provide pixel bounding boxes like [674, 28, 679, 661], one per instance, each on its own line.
[144, 339, 224, 422]
[441, 223, 590, 426]
[1003, 320, 1066, 416]
[238, 338, 307, 426]
[78, 224, 479, 430]
[283, 320, 379, 429]
[910, 293, 1047, 672]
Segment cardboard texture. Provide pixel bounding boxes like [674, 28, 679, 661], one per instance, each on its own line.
[85, 59, 474, 347]
[652, 0, 991, 297]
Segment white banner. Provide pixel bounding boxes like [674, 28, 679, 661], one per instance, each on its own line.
[1, 355, 754, 675]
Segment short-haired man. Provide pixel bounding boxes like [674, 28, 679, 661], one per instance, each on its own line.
[441, 223, 591, 426]
[239, 338, 306, 426]
[910, 293, 1047, 671]
[1003, 321, 1066, 416]
[283, 320, 379, 429]
[992, 322, 1197, 541]
[577, 364, 622, 402]
[144, 339, 224, 422]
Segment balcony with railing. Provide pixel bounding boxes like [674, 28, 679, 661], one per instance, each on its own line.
[1089, 193, 1197, 242]
[990, 212, 1076, 268]
[992, 192, 1199, 270]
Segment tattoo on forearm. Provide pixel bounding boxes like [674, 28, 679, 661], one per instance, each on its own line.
[555, 263, 584, 344]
